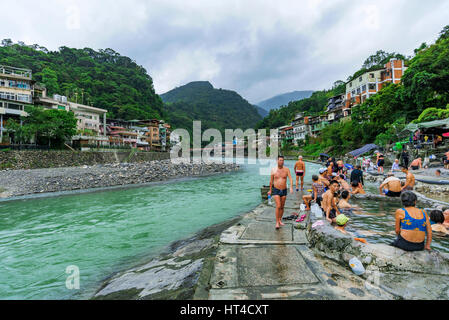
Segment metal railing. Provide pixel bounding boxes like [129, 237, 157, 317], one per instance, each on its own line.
[0, 65, 32, 79]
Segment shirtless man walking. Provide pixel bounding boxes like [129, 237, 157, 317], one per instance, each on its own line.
[268, 156, 294, 229]
[401, 166, 415, 191]
[294, 156, 306, 191]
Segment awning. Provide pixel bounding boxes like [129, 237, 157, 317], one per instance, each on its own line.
[347, 144, 379, 157]
[320, 153, 330, 158]
[402, 118, 449, 132]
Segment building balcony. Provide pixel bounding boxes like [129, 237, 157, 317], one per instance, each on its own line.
[0, 65, 32, 80]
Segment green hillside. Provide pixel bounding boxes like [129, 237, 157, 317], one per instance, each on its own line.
[0, 40, 163, 120]
[162, 81, 262, 133]
[258, 25, 449, 156]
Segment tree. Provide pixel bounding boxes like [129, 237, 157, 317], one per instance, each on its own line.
[1, 39, 12, 47]
[0, 42, 164, 120]
[413, 106, 449, 123]
[439, 25, 449, 41]
[40, 67, 60, 96]
[8, 107, 78, 147]
[414, 42, 428, 55]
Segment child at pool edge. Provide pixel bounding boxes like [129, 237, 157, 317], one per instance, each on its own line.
[335, 214, 350, 234]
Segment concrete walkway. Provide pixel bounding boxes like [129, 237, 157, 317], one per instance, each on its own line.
[204, 192, 388, 300]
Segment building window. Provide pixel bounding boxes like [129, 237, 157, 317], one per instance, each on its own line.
[369, 73, 375, 79]
[349, 82, 352, 87]
[362, 85, 366, 92]
[352, 90, 355, 95]
[369, 83, 376, 90]
[359, 76, 362, 82]
[356, 88, 361, 95]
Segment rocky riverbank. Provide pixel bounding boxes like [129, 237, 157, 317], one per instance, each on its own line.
[0, 160, 240, 199]
[307, 208, 449, 299]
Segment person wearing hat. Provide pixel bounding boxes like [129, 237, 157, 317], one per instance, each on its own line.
[379, 172, 402, 197]
[319, 168, 330, 187]
[335, 214, 350, 234]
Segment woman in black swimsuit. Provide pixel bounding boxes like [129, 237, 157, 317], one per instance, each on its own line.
[377, 154, 385, 173]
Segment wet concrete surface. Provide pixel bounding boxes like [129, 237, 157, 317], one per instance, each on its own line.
[204, 192, 391, 300]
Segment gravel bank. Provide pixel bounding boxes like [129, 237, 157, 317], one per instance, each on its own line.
[0, 160, 240, 199]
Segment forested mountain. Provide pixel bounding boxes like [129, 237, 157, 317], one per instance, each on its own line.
[0, 40, 163, 120]
[256, 106, 269, 118]
[161, 81, 262, 133]
[257, 90, 314, 112]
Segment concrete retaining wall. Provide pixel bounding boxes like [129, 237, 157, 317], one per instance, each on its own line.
[0, 150, 170, 170]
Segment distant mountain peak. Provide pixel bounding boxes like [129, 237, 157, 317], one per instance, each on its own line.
[173, 81, 213, 91]
[257, 90, 314, 112]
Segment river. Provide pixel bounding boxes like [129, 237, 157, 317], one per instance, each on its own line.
[1, 159, 447, 300]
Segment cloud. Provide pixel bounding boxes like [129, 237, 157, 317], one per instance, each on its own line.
[2, 0, 449, 103]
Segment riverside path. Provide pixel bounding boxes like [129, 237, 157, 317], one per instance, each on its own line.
[200, 192, 391, 300]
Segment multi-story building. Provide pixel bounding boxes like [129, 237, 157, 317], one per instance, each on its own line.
[70, 101, 107, 136]
[0, 65, 34, 142]
[278, 125, 294, 147]
[291, 113, 308, 143]
[309, 115, 329, 137]
[325, 94, 346, 123]
[345, 58, 407, 108]
[140, 119, 161, 151]
[34, 90, 108, 148]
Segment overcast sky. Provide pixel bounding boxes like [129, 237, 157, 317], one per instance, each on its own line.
[3, 0, 448, 103]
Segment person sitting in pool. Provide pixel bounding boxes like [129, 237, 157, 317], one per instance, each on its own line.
[409, 158, 422, 171]
[327, 162, 334, 180]
[323, 180, 341, 224]
[336, 174, 351, 191]
[430, 210, 448, 235]
[337, 159, 344, 174]
[391, 191, 432, 252]
[379, 172, 402, 197]
[351, 181, 366, 195]
[335, 214, 350, 235]
[436, 169, 442, 177]
[392, 159, 400, 172]
[302, 175, 326, 210]
[318, 168, 330, 187]
[443, 210, 449, 228]
[338, 190, 352, 209]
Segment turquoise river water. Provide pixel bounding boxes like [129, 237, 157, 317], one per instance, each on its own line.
[0, 159, 447, 299]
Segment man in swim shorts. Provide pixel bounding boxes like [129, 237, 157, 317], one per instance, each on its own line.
[401, 166, 415, 191]
[379, 172, 402, 197]
[409, 158, 422, 171]
[268, 155, 293, 230]
[294, 156, 306, 191]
